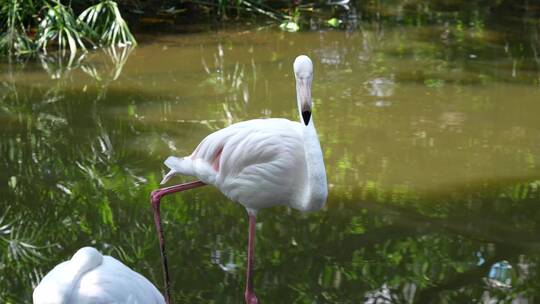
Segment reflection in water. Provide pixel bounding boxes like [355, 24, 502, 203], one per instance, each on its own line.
[38, 52, 88, 80]
[81, 46, 134, 82]
[2, 3, 540, 302]
[488, 261, 513, 288]
[367, 77, 394, 98]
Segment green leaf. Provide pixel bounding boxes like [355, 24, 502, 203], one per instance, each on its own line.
[326, 18, 342, 28]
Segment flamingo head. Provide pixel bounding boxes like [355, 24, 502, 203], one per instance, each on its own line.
[294, 55, 313, 126]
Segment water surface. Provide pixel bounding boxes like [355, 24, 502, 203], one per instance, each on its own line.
[2, 9, 540, 303]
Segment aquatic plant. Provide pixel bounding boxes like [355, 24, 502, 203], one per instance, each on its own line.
[36, 1, 88, 54]
[0, 0, 135, 57]
[0, 0, 36, 56]
[78, 0, 136, 47]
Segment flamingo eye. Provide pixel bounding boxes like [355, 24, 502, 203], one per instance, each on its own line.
[302, 111, 311, 125]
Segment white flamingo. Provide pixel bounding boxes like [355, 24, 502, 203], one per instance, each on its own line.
[33, 247, 165, 304]
[150, 55, 328, 304]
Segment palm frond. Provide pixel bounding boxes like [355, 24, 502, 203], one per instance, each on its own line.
[78, 0, 137, 47]
[35, 1, 88, 54]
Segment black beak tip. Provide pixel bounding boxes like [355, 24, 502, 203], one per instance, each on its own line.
[302, 111, 311, 125]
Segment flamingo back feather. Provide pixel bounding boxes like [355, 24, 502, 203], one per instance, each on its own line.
[33, 247, 165, 304]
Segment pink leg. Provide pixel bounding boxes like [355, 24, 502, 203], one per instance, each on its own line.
[244, 211, 259, 304]
[151, 180, 206, 304]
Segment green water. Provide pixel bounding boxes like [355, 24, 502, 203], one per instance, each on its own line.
[2, 6, 540, 303]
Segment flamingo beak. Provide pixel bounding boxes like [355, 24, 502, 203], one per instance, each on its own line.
[302, 108, 311, 126]
[299, 78, 312, 125]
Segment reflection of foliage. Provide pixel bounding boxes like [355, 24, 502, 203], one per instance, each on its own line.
[199, 43, 252, 128]
[248, 179, 540, 303]
[33, 44, 133, 83]
[38, 51, 88, 79]
[80, 45, 134, 89]
[0, 208, 55, 302]
[4, 78, 539, 302]
[0, 73, 158, 301]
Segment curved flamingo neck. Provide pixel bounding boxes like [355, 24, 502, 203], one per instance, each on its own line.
[293, 118, 328, 211]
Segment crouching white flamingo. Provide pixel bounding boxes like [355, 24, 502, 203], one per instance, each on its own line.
[33, 247, 165, 304]
[151, 55, 328, 304]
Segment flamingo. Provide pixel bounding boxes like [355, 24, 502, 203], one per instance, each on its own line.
[150, 55, 328, 304]
[33, 247, 165, 304]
